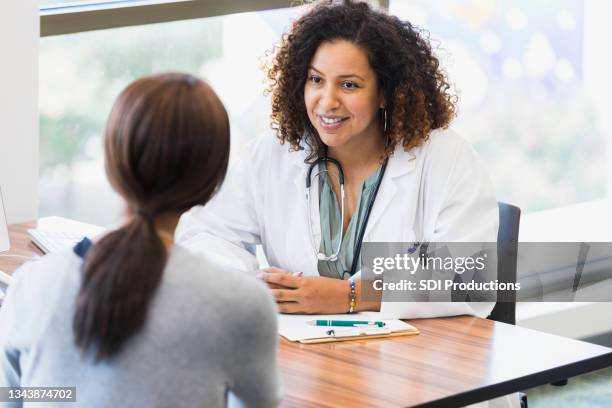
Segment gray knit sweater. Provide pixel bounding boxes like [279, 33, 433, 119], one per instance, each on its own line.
[0, 244, 281, 408]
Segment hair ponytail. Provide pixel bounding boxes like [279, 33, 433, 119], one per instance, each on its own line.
[74, 215, 166, 360]
[72, 73, 230, 360]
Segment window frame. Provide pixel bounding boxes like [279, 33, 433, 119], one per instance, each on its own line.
[40, 0, 389, 37]
[41, 0, 295, 37]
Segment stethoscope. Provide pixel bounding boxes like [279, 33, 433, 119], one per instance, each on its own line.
[306, 155, 388, 278]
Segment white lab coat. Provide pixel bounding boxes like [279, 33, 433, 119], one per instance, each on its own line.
[176, 128, 499, 320]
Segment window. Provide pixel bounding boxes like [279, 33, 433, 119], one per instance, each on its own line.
[390, 0, 609, 212]
[40, 0, 610, 226]
[40, 0, 119, 5]
[40, 6, 302, 225]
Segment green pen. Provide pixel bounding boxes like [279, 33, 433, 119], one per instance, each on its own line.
[308, 320, 386, 328]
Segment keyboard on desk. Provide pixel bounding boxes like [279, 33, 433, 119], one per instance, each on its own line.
[26, 216, 106, 255]
[27, 229, 88, 254]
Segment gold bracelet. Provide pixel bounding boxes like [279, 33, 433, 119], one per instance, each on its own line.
[348, 278, 356, 314]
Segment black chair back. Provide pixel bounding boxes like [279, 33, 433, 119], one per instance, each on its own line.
[488, 202, 521, 325]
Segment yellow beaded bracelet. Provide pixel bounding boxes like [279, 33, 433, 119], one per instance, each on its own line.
[348, 278, 356, 314]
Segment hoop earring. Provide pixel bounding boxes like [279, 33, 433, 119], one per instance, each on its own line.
[383, 108, 388, 133]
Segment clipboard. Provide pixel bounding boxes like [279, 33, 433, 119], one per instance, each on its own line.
[299, 325, 419, 344]
[278, 313, 419, 344]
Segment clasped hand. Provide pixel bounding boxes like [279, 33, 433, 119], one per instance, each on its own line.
[257, 267, 349, 314]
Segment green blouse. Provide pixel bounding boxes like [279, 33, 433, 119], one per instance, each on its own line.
[317, 164, 382, 280]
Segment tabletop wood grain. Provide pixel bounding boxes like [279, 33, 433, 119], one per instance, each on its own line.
[278, 315, 612, 407]
[0, 221, 40, 273]
[2, 221, 612, 407]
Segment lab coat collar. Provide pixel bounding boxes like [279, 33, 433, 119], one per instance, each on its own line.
[291, 146, 320, 258]
[291, 143, 418, 252]
[289, 143, 419, 195]
[288, 142, 417, 176]
[289, 142, 311, 167]
[361, 144, 417, 239]
[386, 143, 417, 178]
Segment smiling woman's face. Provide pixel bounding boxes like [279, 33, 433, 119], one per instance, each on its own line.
[304, 40, 384, 150]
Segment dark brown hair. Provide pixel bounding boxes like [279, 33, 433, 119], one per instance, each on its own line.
[264, 0, 457, 162]
[73, 73, 230, 360]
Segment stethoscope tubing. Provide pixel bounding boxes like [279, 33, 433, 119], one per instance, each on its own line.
[348, 159, 387, 276]
[306, 156, 388, 276]
[306, 157, 345, 262]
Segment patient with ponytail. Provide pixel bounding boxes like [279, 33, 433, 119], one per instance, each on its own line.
[0, 73, 281, 408]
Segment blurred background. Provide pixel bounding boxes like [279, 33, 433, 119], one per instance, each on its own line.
[39, 0, 611, 226]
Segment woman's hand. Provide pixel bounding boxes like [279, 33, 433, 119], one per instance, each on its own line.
[257, 267, 349, 314]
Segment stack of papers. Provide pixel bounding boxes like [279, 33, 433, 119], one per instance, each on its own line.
[278, 313, 419, 343]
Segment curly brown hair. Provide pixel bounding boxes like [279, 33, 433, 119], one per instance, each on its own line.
[264, 0, 457, 162]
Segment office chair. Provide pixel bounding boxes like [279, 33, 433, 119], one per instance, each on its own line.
[487, 202, 528, 408]
[488, 202, 521, 325]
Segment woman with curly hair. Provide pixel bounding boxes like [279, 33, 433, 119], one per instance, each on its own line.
[178, 0, 498, 319]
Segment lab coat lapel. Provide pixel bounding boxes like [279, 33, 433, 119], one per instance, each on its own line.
[291, 150, 322, 263]
[362, 146, 416, 240]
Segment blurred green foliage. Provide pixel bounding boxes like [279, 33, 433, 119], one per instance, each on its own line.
[39, 114, 99, 168]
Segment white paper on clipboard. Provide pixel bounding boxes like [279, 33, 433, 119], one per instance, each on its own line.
[278, 313, 416, 342]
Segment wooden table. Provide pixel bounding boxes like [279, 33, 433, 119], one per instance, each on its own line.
[2, 221, 612, 407]
[0, 221, 40, 273]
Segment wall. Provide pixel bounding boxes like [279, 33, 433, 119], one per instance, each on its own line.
[0, 1, 39, 223]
